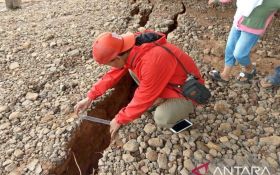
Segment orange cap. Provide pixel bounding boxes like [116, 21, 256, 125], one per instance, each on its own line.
[92, 32, 135, 64]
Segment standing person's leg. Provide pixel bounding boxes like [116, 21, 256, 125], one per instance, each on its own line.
[153, 98, 194, 128]
[233, 31, 260, 82]
[210, 26, 241, 82]
[222, 26, 242, 79]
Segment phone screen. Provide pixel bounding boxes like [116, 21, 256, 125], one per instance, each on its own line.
[171, 119, 192, 133]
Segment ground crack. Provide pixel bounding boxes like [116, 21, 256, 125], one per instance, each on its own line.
[139, 5, 153, 27]
[165, 2, 186, 36]
[129, 0, 154, 28]
[50, 75, 136, 175]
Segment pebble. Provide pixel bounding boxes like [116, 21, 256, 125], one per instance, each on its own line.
[25, 92, 39, 101]
[27, 159, 39, 171]
[194, 151, 204, 161]
[206, 142, 222, 152]
[183, 149, 192, 158]
[218, 123, 232, 132]
[266, 157, 278, 168]
[35, 164, 42, 174]
[0, 105, 9, 113]
[236, 105, 247, 115]
[8, 112, 21, 120]
[13, 149, 24, 158]
[228, 133, 238, 140]
[214, 101, 229, 114]
[141, 165, 149, 173]
[169, 164, 177, 174]
[256, 106, 266, 115]
[196, 141, 209, 153]
[5, 163, 16, 172]
[209, 149, 218, 157]
[0, 122, 11, 130]
[123, 140, 139, 152]
[3, 160, 13, 167]
[122, 154, 135, 163]
[263, 127, 274, 134]
[157, 153, 168, 169]
[148, 138, 163, 147]
[144, 123, 156, 134]
[68, 49, 80, 57]
[260, 136, 280, 146]
[145, 149, 158, 161]
[183, 158, 195, 171]
[9, 62, 19, 70]
[180, 168, 189, 175]
[22, 41, 31, 49]
[219, 136, 229, 143]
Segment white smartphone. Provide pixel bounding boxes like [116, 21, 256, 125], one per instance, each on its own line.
[170, 119, 193, 133]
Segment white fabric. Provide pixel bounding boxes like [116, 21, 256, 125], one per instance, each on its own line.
[233, 0, 263, 27]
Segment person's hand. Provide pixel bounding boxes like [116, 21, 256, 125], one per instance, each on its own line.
[74, 97, 93, 116]
[208, 0, 215, 5]
[110, 118, 121, 138]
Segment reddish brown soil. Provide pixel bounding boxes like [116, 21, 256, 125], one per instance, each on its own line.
[50, 74, 136, 175]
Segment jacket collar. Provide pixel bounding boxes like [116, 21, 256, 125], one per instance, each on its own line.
[125, 31, 167, 68]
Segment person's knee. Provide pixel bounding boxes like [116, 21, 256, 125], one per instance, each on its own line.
[153, 99, 194, 128]
[154, 108, 173, 128]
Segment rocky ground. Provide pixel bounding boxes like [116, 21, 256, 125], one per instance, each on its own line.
[0, 0, 279, 175]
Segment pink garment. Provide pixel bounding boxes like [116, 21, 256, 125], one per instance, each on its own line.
[219, 0, 274, 35]
[220, 0, 231, 3]
[237, 13, 275, 35]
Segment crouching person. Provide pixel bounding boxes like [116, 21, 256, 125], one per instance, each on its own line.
[74, 30, 204, 137]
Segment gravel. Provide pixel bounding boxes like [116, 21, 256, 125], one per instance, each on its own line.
[0, 0, 279, 174]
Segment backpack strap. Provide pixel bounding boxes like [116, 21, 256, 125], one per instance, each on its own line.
[153, 42, 196, 79]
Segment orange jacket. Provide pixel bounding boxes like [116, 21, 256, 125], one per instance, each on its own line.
[87, 32, 203, 124]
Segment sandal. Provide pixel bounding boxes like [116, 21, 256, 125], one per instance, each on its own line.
[209, 70, 229, 83]
[260, 69, 280, 89]
[236, 66, 256, 84]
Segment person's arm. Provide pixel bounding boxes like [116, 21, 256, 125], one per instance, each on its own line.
[74, 67, 127, 115]
[115, 52, 177, 124]
[87, 67, 128, 100]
